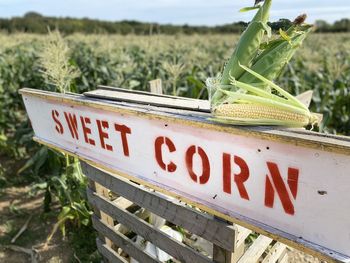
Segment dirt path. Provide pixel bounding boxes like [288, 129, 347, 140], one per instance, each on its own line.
[0, 186, 72, 263]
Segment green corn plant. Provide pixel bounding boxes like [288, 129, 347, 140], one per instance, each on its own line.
[36, 30, 92, 241]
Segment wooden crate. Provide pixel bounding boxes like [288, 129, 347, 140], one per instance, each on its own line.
[82, 162, 289, 263]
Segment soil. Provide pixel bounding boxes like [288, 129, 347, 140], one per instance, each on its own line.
[0, 186, 73, 263]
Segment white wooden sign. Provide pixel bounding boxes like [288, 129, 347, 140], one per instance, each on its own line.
[20, 88, 350, 262]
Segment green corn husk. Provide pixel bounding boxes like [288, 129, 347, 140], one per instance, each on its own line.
[238, 24, 313, 89]
[210, 64, 320, 127]
[211, 0, 272, 106]
[220, 0, 272, 85]
[206, 2, 320, 128]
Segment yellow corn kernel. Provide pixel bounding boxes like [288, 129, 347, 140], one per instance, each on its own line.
[214, 103, 310, 126]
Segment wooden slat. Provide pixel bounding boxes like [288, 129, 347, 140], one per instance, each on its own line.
[212, 216, 236, 263]
[236, 226, 252, 248]
[84, 89, 211, 112]
[98, 85, 203, 101]
[82, 162, 236, 251]
[278, 252, 289, 263]
[232, 242, 246, 263]
[113, 196, 134, 209]
[115, 207, 149, 235]
[87, 188, 213, 263]
[237, 235, 273, 263]
[92, 216, 160, 263]
[95, 87, 312, 113]
[96, 238, 128, 263]
[149, 79, 163, 94]
[261, 242, 287, 263]
[88, 180, 115, 248]
[230, 226, 251, 263]
[213, 245, 233, 263]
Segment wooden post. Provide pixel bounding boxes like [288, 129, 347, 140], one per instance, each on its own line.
[87, 179, 114, 248]
[149, 79, 163, 94]
[212, 216, 238, 263]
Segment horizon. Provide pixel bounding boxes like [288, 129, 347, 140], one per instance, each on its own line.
[0, 0, 349, 26]
[1, 11, 349, 27]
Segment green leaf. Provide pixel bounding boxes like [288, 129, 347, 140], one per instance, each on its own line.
[239, 6, 260, 12]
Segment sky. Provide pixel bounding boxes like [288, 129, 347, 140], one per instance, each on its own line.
[0, 0, 349, 25]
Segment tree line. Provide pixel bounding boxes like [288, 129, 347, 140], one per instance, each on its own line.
[0, 12, 349, 35]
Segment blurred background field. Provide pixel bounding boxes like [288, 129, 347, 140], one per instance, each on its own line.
[0, 31, 349, 262]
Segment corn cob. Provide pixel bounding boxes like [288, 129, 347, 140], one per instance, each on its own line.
[210, 64, 320, 127]
[206, 2, 320, 128]
[214, 103, 318, 127]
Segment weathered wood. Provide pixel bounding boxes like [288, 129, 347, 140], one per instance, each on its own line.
[95, 182, 115, 248]
[84, 89, 211, 112]
[228, 226, 251, 263]
[237, 236, 273, 263]
[114, 207, 149, 235]
[113, 196, 134, 209]
[212, 216, 237, 263]
[261, 242, 287, 263]
[236, 226, 252, 248]
[92, 215, 160, 263]
[278, 252, 289, 263]
[213, 245, 233, 263]
[98, 85, 196, 100]
[82, 162, 236, 251]
[149, 79, 163, 95]
[231, 242, 246, 263]
[96, 238, 128, 263]
[112, 196, 139, 235]
[87, 188, 213, 263]
[96, 86, 314, 109]
[87, 179, 115, 251]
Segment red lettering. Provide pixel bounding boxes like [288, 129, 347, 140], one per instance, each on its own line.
[154, 136, 177, 172]
[264, 162, 299, 215]
[51, 110, 63, 134]
[185, 145, 210, 184]
[80, 116, 95, 146]
[115, 124, 131, 157]
[96, 120, 113, 151]
[223, 153, 231, 193]
[222, 153, 249, 200]
[233, 156, 250, 200]
[64, 112, 79, 139]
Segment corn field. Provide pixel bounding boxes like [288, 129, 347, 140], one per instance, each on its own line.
[0, 32, 349, 261]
